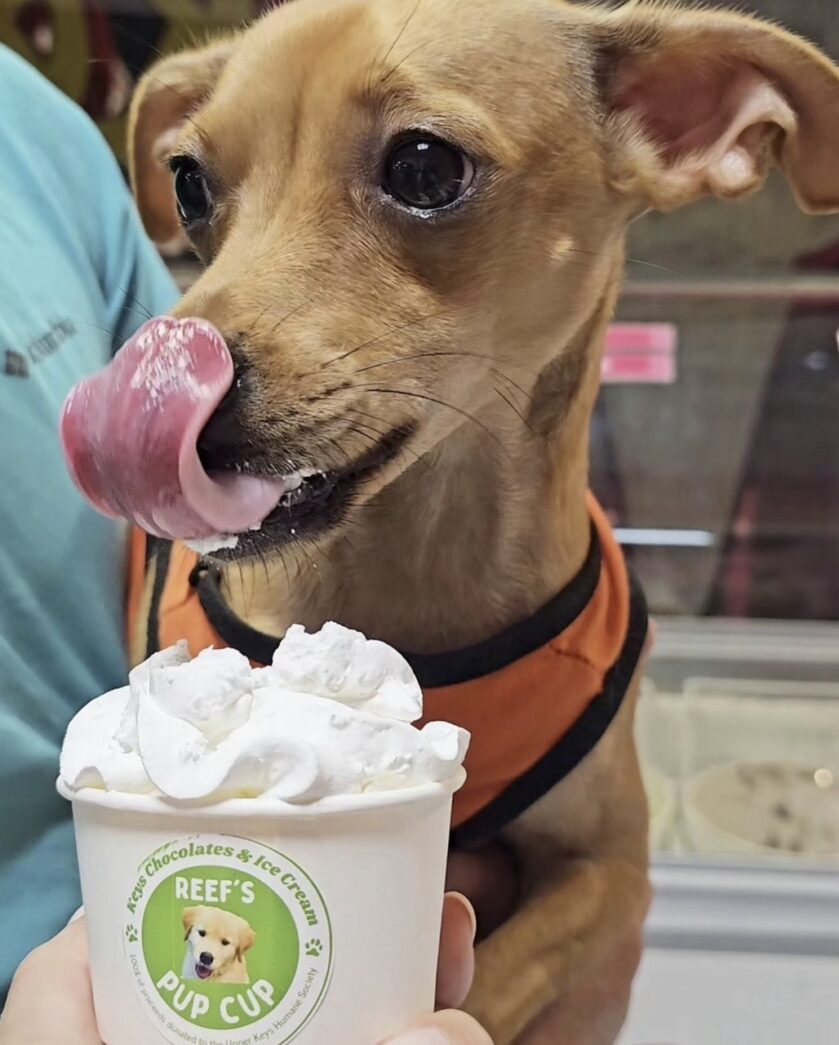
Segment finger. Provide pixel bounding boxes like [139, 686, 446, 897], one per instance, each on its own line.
[0, 919, 101, 1044]
[385, 1008, 493, 1044]
[436, 893, 477, 1010]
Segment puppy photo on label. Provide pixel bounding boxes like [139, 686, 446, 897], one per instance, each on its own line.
[181, 905, 255, 984]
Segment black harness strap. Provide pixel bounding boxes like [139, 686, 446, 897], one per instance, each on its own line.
[145, 536, 172, 659]
[450, 574, 648, 848]
[183, 522, 602, 688]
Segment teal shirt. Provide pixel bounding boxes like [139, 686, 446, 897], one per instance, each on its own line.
[0, 45, 178, 997]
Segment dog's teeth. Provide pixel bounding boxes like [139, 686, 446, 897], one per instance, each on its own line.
[282, 470, 304, 491]
[185, 534, 239, 554]
[278, 467, 326, 490]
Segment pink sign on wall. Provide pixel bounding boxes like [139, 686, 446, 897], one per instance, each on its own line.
[602, 323, 678, 384]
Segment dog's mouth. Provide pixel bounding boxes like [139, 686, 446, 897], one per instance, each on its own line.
[59, 316, 415, 552]
[195, 422, 415, 558]
[195, 963, 213, 980]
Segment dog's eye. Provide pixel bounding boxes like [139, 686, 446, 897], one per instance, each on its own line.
[170, 156, 212, 226]
[197, 929, 206, 938]
[221, 938, 230, 947]
[383, 135, 474, 210]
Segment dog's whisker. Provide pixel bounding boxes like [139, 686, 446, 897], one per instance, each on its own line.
[243, 301, 275, 342]
[346, 413, 389, 434]
[236, 558, 249, 616]
[338, 531, 359, 559]
[561, 245, 679, 277]
[72, 318, 123, 340]
[298, 537, 321, 575]
[141, 75, 208, 142]
[355, 384, 505, 452]
[352, 349, 539, 378]
[378, 0, 423, 72]
[492, 379, 534, 435]
[252, 550, 265, 611]
[268, 299, 308, 340]
[280, 546, 292, 591]
[343, 407, 392, 437]
[343, 407, 422, 461]
[347, 420, 422, 464]
[379, 37, 434, 85]
[345, 406, 396, 429]
[115, 286, 155, 321]
[307, 533, 335, 570]
[491, 366, 533, 406]
[319, 310, 449, 373]
[346, 421, 387, 444]
[624, 256, 679, 275]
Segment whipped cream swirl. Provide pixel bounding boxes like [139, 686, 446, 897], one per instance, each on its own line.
[60, 623, 468, 804]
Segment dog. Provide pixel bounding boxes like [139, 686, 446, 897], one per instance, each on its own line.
[88, 1, 839, 1040]
[181, 905, 255, 984]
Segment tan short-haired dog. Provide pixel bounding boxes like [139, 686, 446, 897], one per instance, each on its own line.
[182, 905, 256, 984]
[122, 2, 839, 1040]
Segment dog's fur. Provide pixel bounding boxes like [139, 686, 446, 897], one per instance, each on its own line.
[182, 905, 255, 984]
[127, 2, 839, 1040]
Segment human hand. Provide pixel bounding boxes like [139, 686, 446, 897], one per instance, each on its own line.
[0, 918, 99, 1045]
[0, 897, 491, 1045]
[383, 893, 491, 1044]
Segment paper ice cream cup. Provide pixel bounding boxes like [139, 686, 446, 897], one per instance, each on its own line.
[58, 772, 463, 1045]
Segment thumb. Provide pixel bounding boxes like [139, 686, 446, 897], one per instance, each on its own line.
[385, 1009, 493, 1044]
[1, 919, 100, 1044]
[436, 893, 477, 1009]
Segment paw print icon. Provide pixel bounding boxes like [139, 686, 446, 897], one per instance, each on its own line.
[125, 924, 138, 944]
[305, 939, 323, 958]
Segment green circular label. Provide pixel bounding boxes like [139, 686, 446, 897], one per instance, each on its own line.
[124, 835, 332, 1044]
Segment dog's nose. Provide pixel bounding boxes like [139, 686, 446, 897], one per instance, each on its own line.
[196, 345, 254, 468]
[198, 379, 244, 456]
[199, 952, 214, 966]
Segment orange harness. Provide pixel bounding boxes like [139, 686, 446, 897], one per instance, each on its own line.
[128, 493, 647, 846]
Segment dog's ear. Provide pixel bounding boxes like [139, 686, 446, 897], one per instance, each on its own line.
[128, 37, 236, 253]
[235, 925, 256, 962]
[591, 3, 839, 213]
[182, 906, 199, 940]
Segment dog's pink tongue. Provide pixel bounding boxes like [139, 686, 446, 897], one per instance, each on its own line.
[60, 317, 286, 540]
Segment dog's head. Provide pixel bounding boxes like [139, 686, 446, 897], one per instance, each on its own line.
[183, 905, 256, 979]
[114, 0, 839, 557]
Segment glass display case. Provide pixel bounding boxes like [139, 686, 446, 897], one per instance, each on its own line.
[597, 4, 839, 1038]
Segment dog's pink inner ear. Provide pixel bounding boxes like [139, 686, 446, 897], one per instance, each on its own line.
[600, 11, 839, 213]
[612, 55, 794, 205]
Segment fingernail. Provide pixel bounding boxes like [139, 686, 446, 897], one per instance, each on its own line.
[450, 892, 477, 942]
[466, 902, 477, 942]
